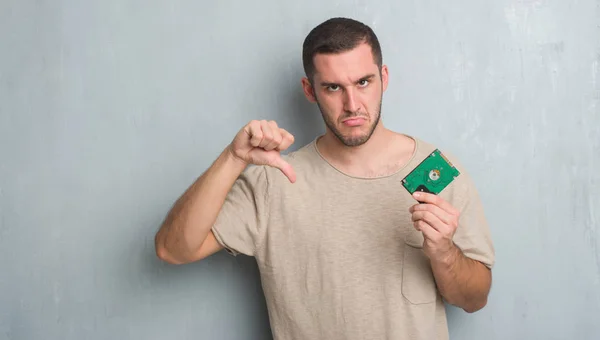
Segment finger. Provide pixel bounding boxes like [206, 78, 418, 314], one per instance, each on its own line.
[247, 121, 263, 147]
[276, 129, 295, 151]
[415, 220, 439, 241]
[258, 120, 274, 149]
[409, 203, 453, 225]
[412, 192, 459, 216]
[264, 121, 283, 151]
[272, 156, 296, 183]
[411, 210, 446, 233]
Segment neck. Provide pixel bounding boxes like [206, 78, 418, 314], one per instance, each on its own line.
[316, 121, 416, 178]
[319, 122, 389, 163]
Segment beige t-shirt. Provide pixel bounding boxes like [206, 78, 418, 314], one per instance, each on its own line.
[212, 136, 495, 340]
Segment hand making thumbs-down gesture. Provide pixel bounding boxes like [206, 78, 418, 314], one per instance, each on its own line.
[228, 120, 296, 183]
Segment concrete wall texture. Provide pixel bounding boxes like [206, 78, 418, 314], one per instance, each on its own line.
[1, 0, 599, 339]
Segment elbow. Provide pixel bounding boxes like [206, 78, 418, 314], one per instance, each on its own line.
[442, 293, 488, 313]
[155, 244, 186, 265]
[462, 296, 488, 313]
[154, 238, 170, 263]
[154, 232, 184, 265]
[155, 245, 176, 264]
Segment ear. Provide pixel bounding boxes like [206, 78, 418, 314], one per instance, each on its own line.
[381, 65, 389, 92]
[301, 77, 317, 103]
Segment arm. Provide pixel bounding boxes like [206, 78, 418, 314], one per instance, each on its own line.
[409, 191, 491, 313]
[155, 120, 295, 264]
[429, 243, 491, 312]
[155, 147, 247, 264]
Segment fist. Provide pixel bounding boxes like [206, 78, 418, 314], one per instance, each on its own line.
[229, 120, 296, 183]
[408, 192, 460, 260]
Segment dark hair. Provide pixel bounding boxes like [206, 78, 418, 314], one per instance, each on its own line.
[302, 17, 383, 82]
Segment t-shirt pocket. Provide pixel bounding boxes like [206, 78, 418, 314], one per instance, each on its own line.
[401, 229, 438, 304]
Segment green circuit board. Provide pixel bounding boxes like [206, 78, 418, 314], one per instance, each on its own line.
[402, 149, 460, 195]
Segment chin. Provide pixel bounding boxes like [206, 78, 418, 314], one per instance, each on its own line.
[338, 134, 371, 147]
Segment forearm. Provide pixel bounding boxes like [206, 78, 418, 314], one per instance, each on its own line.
[430, 244, 491, 313]
[155, 147, 247, 262]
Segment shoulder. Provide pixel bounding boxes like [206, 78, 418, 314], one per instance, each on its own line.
[240, 139, 320, 186]
[410, 135, 471, 176]
[281, 140, 320, 166]
[410, 136, 462, 169]
[409, 135, 481, 208]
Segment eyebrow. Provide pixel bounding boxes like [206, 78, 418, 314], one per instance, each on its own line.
[320, 74, 376, 87]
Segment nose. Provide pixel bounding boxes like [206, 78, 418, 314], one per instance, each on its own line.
[343, 88, 359, 113]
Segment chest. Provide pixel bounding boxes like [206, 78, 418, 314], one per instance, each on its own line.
[260, 179, 417, 268]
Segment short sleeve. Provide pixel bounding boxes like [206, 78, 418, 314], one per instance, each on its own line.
[211, 165, 270, 257]
[450, 172, 496, 269]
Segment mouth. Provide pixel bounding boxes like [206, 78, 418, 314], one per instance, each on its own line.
[342, 116, 367, 127]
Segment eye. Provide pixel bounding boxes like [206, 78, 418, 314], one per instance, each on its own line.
[327, 85, 340, 92]
[358, 79, 369, 87]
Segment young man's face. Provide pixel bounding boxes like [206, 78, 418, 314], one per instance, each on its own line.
[302, 42, 389, 147]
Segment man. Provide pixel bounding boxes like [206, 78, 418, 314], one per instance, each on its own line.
[155, 17, 495, 340]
